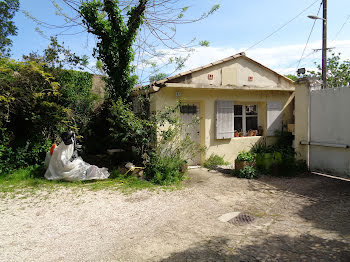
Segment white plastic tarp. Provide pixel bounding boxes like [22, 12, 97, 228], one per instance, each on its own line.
[45, 142, 110, 181]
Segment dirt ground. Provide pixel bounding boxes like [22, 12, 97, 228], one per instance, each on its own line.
[0, 168, 349, 262]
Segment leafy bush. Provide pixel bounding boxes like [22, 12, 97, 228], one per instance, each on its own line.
[0, 57, 98, 175]
[236, 151, 255, 162]
[252, 131, 308, 176]
[233, 166, 258, 179]
[144, 153, 186, 185]
[203, 154, 228, 169]
[251, 142, 273, 154]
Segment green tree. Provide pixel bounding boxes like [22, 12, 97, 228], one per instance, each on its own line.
[149, 73, 167, 82]
[23, 36, 89, 70]
[0, 0, 19, 57]
[285, 74, 298, 81]
[308, 52, 350, 88]
[79, 0, 148, 100]
[23, 0, 219, 85]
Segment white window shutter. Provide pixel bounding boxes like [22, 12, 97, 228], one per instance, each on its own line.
[216, 100, 234, 139]
[267, 101, 282, 136]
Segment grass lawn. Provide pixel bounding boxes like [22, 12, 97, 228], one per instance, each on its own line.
[0, 165, 165, 196]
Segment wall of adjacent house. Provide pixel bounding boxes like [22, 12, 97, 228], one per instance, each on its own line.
[151, 87, 294, 164]
[187, 57, 295, 90]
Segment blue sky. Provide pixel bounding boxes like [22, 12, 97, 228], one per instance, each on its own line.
[10, 0, 350, 80]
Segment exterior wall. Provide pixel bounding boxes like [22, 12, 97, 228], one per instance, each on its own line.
[186, 57, 294, 90]
[151, 87, 294, 164]
[294, 79, 310, 161]
[309, 87, 350, 177]
[294, 79, 350, 178]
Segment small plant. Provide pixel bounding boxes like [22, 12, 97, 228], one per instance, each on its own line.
[236, 151, 255, 162]
[233, 166, 258, 179]
[144, 153, 187, 185]
[203, 154, 228, 169]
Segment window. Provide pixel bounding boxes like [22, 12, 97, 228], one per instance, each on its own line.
[234, 104, 258, 135]
[216, 101, 259, 139]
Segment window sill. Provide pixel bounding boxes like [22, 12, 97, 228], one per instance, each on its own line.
[233, 135, 262, 139]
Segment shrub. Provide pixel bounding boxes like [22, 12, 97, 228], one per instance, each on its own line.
[233, 166, 258, 179]
[236, 151, 255, 162]
[203, 154, 228, 169]
[251, 142, 273, 154]
[144, 153, 186, 185]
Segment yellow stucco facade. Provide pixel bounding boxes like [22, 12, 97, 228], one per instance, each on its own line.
[135, 53, 296, 164]
[150, 87, 294, 164]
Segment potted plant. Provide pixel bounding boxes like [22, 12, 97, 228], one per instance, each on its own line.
[239, 130, 244, 137]
[234, 130, 239, 137]
[235, 151, 255, 171]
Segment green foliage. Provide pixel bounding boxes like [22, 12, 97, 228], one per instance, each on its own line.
[0, 0, 19, 57]
[79, 0, 148, 100]
[107, 97, 154, 158]
[203, 154, 228, 169]
[22, 36, 89, 70]
[144, 153, 186, 185]
[199, 40, 210, 47]
[233, 166, 258, 179]
[149, 73, 167, 82]
[252, 131, 308, 176]
[236, 151, 255, 162]
[56, 69, 97, 133]
[308, 52, 350, 88]
[107, 99, 203, 184]
[0, 55, 98, 175]
[285, 74, 298, 81]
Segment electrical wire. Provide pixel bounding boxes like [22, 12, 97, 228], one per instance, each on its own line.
[244, 0, 321, 52]
[296, 1, 322, 69]
[332, 15, 350, 41]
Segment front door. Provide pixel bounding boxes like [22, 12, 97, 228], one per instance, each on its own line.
[180, 103, 201, 165]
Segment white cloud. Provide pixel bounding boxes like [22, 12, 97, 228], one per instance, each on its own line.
[170, 39, 350, 76]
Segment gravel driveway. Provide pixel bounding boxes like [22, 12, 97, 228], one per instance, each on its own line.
[1, 168, 349, 261]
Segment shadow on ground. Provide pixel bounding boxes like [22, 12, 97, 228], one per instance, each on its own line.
[161, 234, 350, 262]
[251, 174, 350, 236]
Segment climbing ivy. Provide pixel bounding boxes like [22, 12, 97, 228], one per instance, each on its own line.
[80, 0, 148, 100]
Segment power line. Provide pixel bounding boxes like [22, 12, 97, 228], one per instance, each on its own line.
[333, 15, 350, 41]
[244, 0, 321, 52]
[296, 1, 322, 69]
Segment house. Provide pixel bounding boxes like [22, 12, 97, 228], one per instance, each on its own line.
[132, 52, 295, 165]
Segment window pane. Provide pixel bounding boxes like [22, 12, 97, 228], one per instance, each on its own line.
[234, 117, 243, 131]
[234, 105, 242, 115]
[246, 116, 258, 130]
[246, 105, 257, 115]
[180, 105, 197, 114]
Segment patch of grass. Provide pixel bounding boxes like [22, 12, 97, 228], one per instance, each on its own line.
[0, 165, 178, 197]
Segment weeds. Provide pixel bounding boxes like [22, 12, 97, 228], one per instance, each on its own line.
[203, 154, 229, 170]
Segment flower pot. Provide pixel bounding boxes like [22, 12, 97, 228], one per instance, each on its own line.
[235, 160, 254, 171]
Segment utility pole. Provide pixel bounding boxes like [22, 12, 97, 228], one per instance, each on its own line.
[322, 0, 327, 89]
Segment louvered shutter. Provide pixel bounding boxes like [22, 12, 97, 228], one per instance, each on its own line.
[216, 100, 234, 139]
[267, 101, 282, 136]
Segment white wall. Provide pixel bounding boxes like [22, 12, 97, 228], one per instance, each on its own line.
[309, 87, 350, 177]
